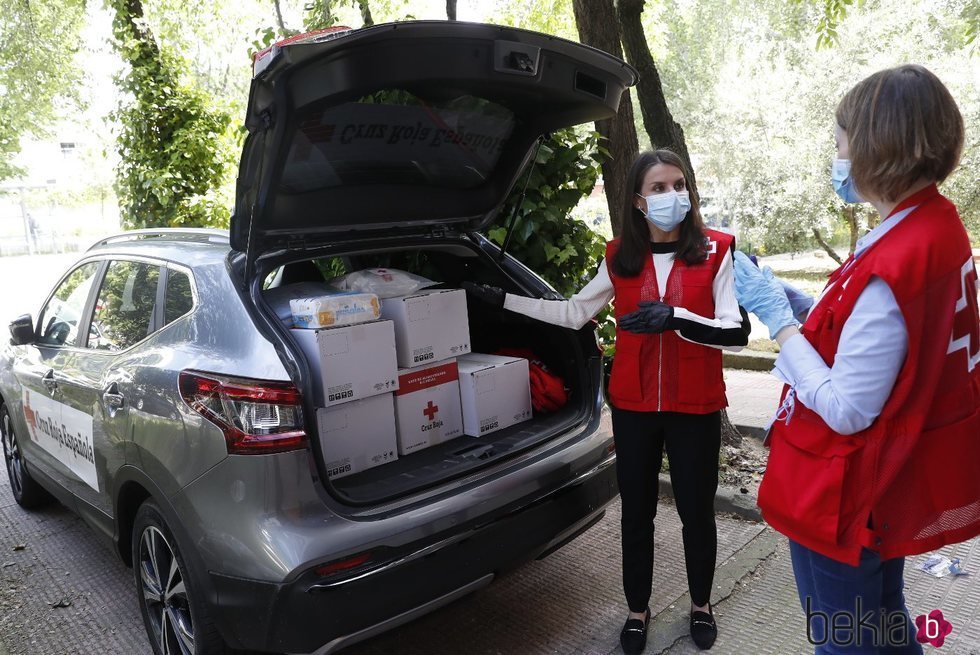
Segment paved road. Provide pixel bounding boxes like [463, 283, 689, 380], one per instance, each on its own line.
[0, 471, 774, 655]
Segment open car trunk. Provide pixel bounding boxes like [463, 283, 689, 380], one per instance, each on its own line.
[258, 233, 602, 506]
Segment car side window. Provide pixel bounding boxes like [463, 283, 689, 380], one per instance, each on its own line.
[36, 262, 102, 347]
[88, 260, 161, 352]
[164, 268, 194, 325]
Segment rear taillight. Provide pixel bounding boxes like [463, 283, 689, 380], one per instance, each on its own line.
[179, 370, 308, 454]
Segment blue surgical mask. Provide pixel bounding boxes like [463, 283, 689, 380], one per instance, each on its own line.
[831, 158, 864, 204]
[637, 190, 691, 232]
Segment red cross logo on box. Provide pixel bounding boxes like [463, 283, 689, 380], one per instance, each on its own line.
[947, 259, 980, 373]
[423, 401, 439, 421]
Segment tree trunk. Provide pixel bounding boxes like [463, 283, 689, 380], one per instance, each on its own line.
[357, 0, 373, 26]
[446, 0, 457, 20]
[720, 409, 743, 447]
[845, 205, 859, 255]
[120, 0, 158, 55]
[571, 0, 639, 237]
[811, 227, 843, 264]
[616, 0, 698, 198]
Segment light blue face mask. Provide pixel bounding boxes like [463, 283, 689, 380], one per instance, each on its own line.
[637, 190, 691, 232]
[831, 158, 865, 204]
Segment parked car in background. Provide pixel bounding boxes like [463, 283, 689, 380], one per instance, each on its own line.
[0, 21, 636, 655]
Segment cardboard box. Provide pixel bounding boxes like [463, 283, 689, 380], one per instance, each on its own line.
[394, 359, 464, 455]
[380, 289, 471, 368]
[290, 291, 380, 329]
[291, 320, 398, 407]
[316, 393, 398, 479]
[457, 353, 532, 437]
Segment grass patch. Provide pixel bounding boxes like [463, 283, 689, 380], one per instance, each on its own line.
[772, 269, 831, 282]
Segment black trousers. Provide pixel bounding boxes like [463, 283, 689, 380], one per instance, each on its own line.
[611, 407, 721, 611]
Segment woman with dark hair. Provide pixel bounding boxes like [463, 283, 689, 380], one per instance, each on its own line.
[735, 65, 980, 654]
[465, 149, 750, 652]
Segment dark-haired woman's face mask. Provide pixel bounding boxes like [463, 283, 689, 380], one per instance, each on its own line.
[637, 190, 691, 232]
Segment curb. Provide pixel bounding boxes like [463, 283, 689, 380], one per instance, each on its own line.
[722, 350, 776, 372]
[732, 423, 767, 441]
[644, 527, 783, 653]
[658, 473, 762, 522]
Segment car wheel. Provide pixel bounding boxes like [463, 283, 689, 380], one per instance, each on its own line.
[133, 499, 228, 655]
[1, 403, 52, 509]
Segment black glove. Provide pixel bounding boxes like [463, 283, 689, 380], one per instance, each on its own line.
[461, 281, 506, 308]
[618, 301, 675, 334]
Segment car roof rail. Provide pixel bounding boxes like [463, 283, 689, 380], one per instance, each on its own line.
[88, 228, 231, 251]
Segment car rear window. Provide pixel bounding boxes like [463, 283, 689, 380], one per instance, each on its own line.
[164, 269, 194, 325]
[280, 90, 516, 193]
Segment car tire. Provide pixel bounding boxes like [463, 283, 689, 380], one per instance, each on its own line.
[1, 403, 52, 509]
[132, 499, 229, 655]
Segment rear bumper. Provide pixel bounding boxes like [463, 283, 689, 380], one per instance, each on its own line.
[208, 454, 617, 653]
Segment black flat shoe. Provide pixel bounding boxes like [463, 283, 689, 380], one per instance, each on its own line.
[620, 607, 650, 654]
[690, 605, 717, 650]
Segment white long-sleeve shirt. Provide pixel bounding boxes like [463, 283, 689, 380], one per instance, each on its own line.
[771, 206, 915, 435]
[504, 245, 748, 350]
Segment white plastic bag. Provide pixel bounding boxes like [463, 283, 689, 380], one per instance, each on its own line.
[329, 268, 439, 299]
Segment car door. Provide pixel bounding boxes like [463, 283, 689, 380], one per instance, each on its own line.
[11, 259, 104, 509]
[64, 258, 163, 537]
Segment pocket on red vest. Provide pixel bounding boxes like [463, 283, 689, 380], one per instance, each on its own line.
[609, 334, 644, 402]
[759, 415, 865, 547]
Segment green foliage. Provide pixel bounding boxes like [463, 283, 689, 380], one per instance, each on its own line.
[0, 0, 85, 182]
[965, 0, 980, 47]
[109, 0, 235, 229]
[485, 127, 615, 345]
[807, 0, 861, 49]
[656, 0, 980, 252]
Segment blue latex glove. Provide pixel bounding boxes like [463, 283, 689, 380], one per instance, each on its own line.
[733, 251, 798, 339]
[774, 277, 814, 322]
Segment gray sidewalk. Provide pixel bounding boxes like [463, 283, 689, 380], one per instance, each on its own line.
[2, 365, 978, 654]
[723, 367, 784, 437]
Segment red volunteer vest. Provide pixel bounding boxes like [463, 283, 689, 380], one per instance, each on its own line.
[606, 230, 733, 413]
[759, 185, 980, 565]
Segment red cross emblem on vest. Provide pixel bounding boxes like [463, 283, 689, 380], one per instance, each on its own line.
[423, 400, 439, 421]
[947, 258, 980, 373]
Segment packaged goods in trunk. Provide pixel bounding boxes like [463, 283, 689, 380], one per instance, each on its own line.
[394, 359, 464, 455]
[290, 291, 380, 329]
[380, 289, 471, 368]
[457, 353, 532, 437]
[317, 393, 398, 479]
[291, 320, 399, 407]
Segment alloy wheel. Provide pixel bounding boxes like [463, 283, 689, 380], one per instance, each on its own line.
[138, 526, 196, 655]
[1, 412, 23, 497]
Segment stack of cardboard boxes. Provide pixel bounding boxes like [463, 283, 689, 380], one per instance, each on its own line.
[290, 286, 533, 480]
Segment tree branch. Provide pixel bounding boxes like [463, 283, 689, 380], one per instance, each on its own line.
[811, 227, 843, 264]
[273, 0, 289, 33]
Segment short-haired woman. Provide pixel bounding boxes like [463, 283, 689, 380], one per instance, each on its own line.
[735, 64, 980, 654]
[466, 149, 750, 652]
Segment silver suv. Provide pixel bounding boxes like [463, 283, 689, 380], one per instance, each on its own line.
[0, 21, 635, 655]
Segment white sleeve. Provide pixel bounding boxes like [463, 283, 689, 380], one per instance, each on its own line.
[503, 260, 614, 329]
[671, 248, 751, 351]
[773, 276, 908, 435]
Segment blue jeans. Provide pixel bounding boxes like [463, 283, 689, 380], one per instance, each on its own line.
[789, 540, 923, 655]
